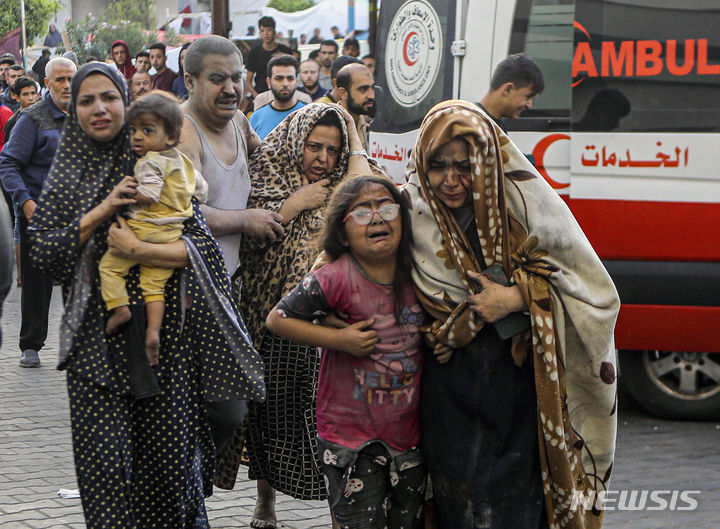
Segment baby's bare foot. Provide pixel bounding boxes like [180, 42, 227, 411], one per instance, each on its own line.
[146, 331, 160, 366]
[106, 306, 132, 335]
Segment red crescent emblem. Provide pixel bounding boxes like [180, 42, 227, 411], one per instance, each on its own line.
[532, 133, 571, 189]
[403, 32, 419, 66]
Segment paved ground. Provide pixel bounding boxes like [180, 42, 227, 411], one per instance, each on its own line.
[1, 284, 719, 528]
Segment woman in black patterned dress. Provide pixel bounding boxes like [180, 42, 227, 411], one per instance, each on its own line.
[28, 63, 265, 529]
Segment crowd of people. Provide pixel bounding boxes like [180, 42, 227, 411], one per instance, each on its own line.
[0, 15, 620, 529]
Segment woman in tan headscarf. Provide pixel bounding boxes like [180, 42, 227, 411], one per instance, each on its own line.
[404, 100, 619, 529]
[216, 102, 372, 529]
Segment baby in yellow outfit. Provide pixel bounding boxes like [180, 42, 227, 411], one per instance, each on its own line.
[100, 91, 207, 364]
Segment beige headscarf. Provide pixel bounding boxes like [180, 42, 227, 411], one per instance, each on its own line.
[405, 100, 620, 529]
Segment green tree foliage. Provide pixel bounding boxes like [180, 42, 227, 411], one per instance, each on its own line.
[267, 0, 315, 13]
[102, 0, 156, 30]
[55, 14, 181, 64]
[0, 0, 61, 42]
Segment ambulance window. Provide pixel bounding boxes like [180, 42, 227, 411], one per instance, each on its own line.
[572, 0, 720, 132]
[508, 0, 574, 127]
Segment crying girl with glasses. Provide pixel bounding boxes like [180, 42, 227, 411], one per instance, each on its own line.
[266, 174, 435, 529]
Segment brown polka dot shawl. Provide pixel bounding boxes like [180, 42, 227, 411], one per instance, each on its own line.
[404, 100, 620, 529]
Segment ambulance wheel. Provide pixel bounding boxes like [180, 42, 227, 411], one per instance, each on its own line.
[618, 349, 720, 420]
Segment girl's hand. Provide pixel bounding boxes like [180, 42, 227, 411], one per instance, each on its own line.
[467, 271, 526, 323]
[99, 175, 138, 221]
[293, 178, 330, 211]
[424, 332, 453, 364]
[336, 318, 377, 357]
[107, 215, 142, 260]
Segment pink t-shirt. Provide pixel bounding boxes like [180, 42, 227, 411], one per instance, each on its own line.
[276, 253, 425, 451]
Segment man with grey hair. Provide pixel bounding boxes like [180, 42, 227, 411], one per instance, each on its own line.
[178, 35, 284, 278]
[0, 57, 76, 367]
[129, 70, 152, 102]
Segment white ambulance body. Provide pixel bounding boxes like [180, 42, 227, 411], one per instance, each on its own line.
[371, 0, 720, 418]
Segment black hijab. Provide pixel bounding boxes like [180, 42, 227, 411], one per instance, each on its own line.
[29, 62, 136, 284]
[29, 61, 267, 402]
[69, 62, 130, 146]
[71, 62, 129, 108]
[67, 62, 134, 205]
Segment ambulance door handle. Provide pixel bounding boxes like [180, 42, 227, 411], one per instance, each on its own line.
[451, 40, 467, 57]
[546, 118, 571, 131]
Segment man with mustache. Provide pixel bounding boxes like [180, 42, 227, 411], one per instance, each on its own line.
[297, 58, 327, 102]
[178, 36, 284, 278]
[0, 57, 76, 368]
[249, 54, 305, 140]
[177, 35, 284, 503]
[335, 62, 376, 151]
[129, 71, 152, 102]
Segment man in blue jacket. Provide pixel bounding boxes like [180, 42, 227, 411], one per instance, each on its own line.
[0, 57, 76, 367]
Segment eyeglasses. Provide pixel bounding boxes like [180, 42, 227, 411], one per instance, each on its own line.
[343, 203, 400, 225]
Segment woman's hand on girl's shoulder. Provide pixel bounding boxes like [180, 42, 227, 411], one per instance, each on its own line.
[99, 175, 138, 221]
[336, 317, 377, 357]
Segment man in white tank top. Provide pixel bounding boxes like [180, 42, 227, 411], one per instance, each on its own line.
[178, 35, 284, 278]
[176, 37, 284, 517]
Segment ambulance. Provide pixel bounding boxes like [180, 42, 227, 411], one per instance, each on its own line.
[370, 0, 720, 419]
